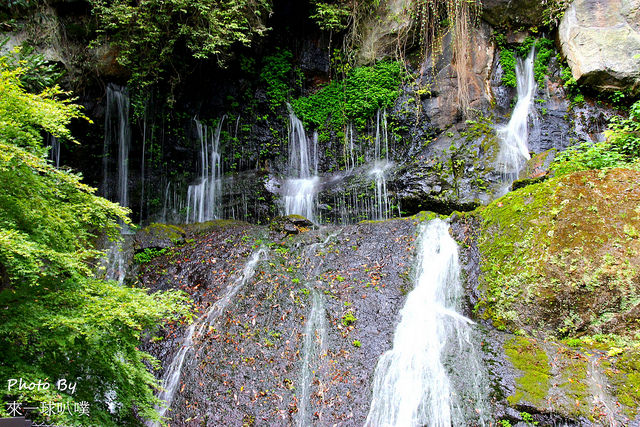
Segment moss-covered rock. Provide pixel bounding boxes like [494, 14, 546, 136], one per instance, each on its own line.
[462, 168, 640, 423]
[134, 223, 186, 250]
[474, 168, 640, 338]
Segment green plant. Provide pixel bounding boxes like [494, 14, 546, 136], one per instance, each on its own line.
[352, 339, 361, 347]
[608, 100, 640, 158]
[341, 311, 357, 326]
[0, 53, 188, 425]
[310, 0, 351, 32]
[133, 247, 168, 264]
[551, 141, 625, 176]
[260, 49, 294, 111]
[290, 61, 405, 141]
[542, 0, 571, 27]
[0, 43, 63, 92]
[551, 101, 640, 175]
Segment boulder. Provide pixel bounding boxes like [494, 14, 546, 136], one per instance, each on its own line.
[559, 0, 640, 94]
[134, 223, 185, 250]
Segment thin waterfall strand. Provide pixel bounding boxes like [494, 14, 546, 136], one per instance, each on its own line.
[151, 247, 266, 426]
[102, 84, 131, 207]
[296, 289, 327, 427]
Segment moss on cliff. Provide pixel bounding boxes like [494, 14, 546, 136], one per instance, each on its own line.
[467, 168, 640, 420]
[504, 336, 551, 406]
[473, 168, 640, 339]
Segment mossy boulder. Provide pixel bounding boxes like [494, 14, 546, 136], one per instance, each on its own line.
[474, 168, 640, 338]
[269, 215, 313, 235]
[134, 223, 185, 250]
[464, 168, 640, 423]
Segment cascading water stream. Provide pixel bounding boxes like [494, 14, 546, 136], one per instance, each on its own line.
[283, 105, 319, 222]
[102, 84, 131, 207]
[296, 289, 328, 427]
[150, 247, 266, 426]
[368, 109, 391, 220]
[496, 47, 536, 188]
[101, 85, 131, 284]
[186, 118, 224, 223]
[48, 134, 60, 168]
[365, 219, 489, 427]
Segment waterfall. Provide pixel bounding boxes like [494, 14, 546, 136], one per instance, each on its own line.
[185, 118, 224, 223]
[102, 84, 131, 207]
[365, 219, 489, 427]
[368, 109, 391, 220]
[296, 289, 327, 427]
[151, 247, 266, 426]
[344, 123, 356, 171]
[48, 134, 60, 167]
[283, 106, 319, 222]
[496, 47, 536, 184]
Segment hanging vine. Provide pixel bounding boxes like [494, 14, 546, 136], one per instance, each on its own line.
[413, 0, 482, 114]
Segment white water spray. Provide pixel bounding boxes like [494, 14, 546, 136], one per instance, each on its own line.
[296, 289, 327, 427]
[365, 219, 489, 427]
[283, 105, 319, 222]
[150, 247, 266, 426]
[497, 47, 536, 184]
[185, 118, 224, 223]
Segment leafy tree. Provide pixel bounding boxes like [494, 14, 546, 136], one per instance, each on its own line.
[90, 0, 272, 111]
[0, 50, 188, 425]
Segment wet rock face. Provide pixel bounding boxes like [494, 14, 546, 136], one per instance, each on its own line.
[559, 0, 640, 94]
[136, 212, 640, 426]
[482, 0, 546, 29]
[140, 218, 420, 426]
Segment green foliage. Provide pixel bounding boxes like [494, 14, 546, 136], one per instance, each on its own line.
[0, 51, 188, 425]
[352, 339, 361, 347]
[542, 0, 571, 27]
[500, 38, 554, 88]
[310, 0, 351, 32]
[608, 100, 640, 158]
[551, 141, 625, 176]
[551, 101, 640, 175]
[90, 0, 272, 111]
[290, 61, 405, 141]
[134, 247, 169, 264]
[0, 279, 189, 425]
[0, 43, 63, 92]
[260, 49, 294, 111]
[499, 48, 517, 88]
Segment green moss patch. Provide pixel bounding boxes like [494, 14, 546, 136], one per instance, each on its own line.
[290, 61, 405, 141]
[604, 349, 640, 418]
[504, 336, 551, 406]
